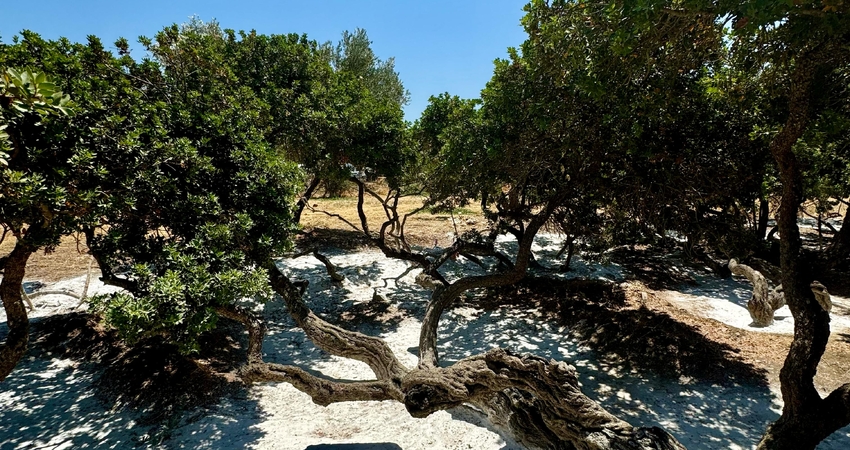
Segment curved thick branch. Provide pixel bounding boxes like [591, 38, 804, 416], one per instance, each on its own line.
[418, 195, 562, 369]
[242, 362, 403, 405]
[729, 259, 780, 327]
[213, 304, 267, 364]
[311, 250, 345, 282]
[263, 259, 408, 382]
[293, 176, 322, 223]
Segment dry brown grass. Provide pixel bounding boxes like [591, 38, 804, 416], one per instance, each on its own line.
[300, 187, 485, 248]
[652, 287, 850, 394]
[0, 233, 93, 282]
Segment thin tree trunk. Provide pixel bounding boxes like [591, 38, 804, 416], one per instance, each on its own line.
[758, 49, 850, 449]
[827, 205, 850, 259]
[293, 176, 321, 224]
[0, 240, 36, 382]
[565, 238, 576, 270]
[757, 197, 770, 240]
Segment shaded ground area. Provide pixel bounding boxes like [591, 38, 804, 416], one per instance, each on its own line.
[481, 278, 769, 386]
[0, 313, 250, 448]
[31, 313, 245, 418]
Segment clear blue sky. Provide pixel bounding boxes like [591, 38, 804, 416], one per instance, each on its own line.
[1, 1, 528, 121]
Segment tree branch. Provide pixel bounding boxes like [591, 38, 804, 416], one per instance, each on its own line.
[311, 250, 345, 282]
[402, 349, 685, 450]
[83, 227, 138, 292]
[303, 203, 362, 232]
[293, 176, 322, 223]
[263, 259, 408, 382]
[242, 362, 403, 405]
[418, 194, 563, 369]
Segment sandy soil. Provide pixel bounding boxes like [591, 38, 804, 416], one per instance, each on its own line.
[2, 233, 850, 449]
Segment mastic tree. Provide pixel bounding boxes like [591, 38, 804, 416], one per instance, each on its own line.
[0, 31, 159, 380]
[521, 0, 850, 447]
[308, 27, 411, 199]
[3, 5, 849, 450]
[0, 28, 302, 375]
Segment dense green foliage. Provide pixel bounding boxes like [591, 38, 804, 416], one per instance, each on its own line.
[0, 20, 408, 352]
[416, 0, 849, 260]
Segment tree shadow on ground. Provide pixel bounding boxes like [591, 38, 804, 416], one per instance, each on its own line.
[480, 279, 768, 385]
[0, 313, 266, 449]
[604, 246, 704, 290]
[403, 276, 840, 448]
[296, 229, 373, 251]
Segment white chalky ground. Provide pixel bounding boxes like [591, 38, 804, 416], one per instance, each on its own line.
[2, 235, 850, 449]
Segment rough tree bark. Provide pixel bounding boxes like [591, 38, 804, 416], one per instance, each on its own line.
[756, 49, 850, 449]
[826, 204, 850, 262]
[403, 349, 684, 450]
[0, 240, 36, 382]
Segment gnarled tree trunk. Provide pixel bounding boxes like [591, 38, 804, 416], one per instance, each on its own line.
[403, 349, 684, 450]
[757, 49, 850, 449]
[728, 259, 780, 327]
[244, 259, 685, 449]
[0, 240, 36, 382]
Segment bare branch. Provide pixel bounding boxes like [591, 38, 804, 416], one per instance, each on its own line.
[303, 203, 361, 232]
[264, 260, 409, 382]
[294, 176, 322, 223]
[312, 250, 345, 282]
[242, 362, 403, 405]
[19, 287, 34, 311]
